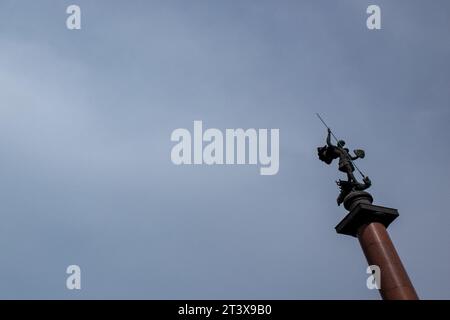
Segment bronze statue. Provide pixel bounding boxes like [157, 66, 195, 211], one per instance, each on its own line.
[316, 114, 371, 206]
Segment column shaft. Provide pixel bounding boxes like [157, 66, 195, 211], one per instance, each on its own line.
[357, 222, 418, 300]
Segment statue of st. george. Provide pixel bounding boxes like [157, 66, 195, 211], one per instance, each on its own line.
[317, 128, 371, 206]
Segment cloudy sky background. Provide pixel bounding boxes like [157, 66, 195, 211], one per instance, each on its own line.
[0, 0, 449, 299]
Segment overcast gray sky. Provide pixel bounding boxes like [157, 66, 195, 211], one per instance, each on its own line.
[0, 0, 449, 299]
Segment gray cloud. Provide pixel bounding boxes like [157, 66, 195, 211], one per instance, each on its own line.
[0, 0, 449, 299]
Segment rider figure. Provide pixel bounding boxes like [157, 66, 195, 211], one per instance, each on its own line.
[326, 128, 359, 184]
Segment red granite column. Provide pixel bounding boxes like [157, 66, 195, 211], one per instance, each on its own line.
[335, 191, 419, 300]
[357, 222, 418, 300]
